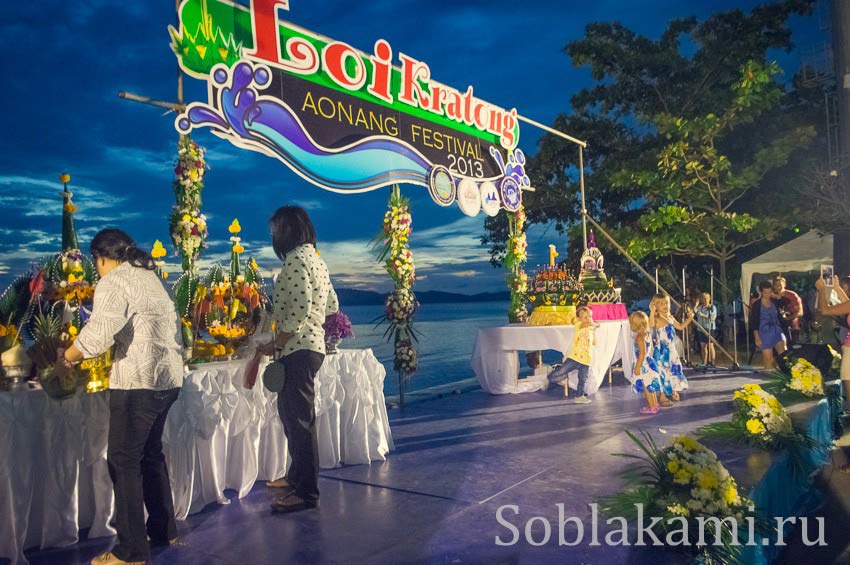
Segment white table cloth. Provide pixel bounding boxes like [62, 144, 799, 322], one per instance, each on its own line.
[1, 348, 392, 564]
[471, 320, 634, 394]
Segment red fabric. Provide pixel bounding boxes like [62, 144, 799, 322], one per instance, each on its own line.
[588, 303, 628, 321]
[244, 351, 262, 389]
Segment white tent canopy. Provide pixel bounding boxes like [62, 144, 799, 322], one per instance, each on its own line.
[740, 230, 832, 321]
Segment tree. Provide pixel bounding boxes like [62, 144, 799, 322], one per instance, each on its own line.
[618, 60, 816, 311]
[483, 1, 818, 301]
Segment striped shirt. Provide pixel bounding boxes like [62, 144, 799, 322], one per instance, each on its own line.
[75, 262, 184, 390]
[273, 244, 339, 356]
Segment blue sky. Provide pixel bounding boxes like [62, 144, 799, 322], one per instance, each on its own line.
[0, 0, 821, 293]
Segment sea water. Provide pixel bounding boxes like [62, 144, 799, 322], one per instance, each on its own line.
[343, 301, 509, 396]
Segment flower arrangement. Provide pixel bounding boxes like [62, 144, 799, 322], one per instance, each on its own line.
[598, 431, 758, 563]
[323, 311, 353, 342]
[765, 347, 835, 401]
[374, 185, 418, 399]
[169, 136, 209, 350]
[698, 384, 814, 456]
[190, 220, 268, 361]
[504, 206, 528, 323]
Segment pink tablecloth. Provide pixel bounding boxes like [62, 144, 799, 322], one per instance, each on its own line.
[589, 303, 628, 320]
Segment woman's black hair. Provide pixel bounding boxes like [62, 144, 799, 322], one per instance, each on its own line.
[758, 280, 773, 291]
[269, 206, 316, 260]
[90, 228, 156, 270]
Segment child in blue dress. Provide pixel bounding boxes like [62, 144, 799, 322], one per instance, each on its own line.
[629, 311, 661, 415]
[649, 294, 694, 403]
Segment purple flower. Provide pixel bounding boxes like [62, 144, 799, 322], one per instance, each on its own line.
[323, 311, 353, 340]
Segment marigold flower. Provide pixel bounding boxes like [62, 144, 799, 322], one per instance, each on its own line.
[60, 173, 71, 183]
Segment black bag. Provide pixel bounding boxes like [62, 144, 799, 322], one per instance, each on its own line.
[262, 358, 286, 393]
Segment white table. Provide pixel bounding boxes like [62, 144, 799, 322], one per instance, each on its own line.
[0, 348, 392, 565]
[471, 320, 634, 394]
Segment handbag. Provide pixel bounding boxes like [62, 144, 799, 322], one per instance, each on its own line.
[262, 357, 286, 393]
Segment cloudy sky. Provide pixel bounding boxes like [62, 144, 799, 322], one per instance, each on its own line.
[0, 0, 820, 293]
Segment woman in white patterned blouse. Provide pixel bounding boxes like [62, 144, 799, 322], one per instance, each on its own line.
[60, 229, 182, 565]
[259, 206, 338, 513]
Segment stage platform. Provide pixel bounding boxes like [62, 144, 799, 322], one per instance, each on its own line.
[26, 369, 817, 564]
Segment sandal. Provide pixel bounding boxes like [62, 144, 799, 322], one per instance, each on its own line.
[640, 406, 660, 415]
[671, 392, 680, 401]
[660, 399, 673, 408]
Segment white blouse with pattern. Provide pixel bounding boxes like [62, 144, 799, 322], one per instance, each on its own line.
[273, 243, 339, 356]
[75, 262, 184, 390]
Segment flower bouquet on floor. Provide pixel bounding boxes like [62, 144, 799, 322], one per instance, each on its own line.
[597, 431, 763, 564]
[697, 384, 816, 474]
[762, 345, 837, 403]
[323, 311, 353, 354]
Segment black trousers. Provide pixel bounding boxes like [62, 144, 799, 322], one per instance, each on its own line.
[108, 388, 180, 562]
[278, 349, 325, 501]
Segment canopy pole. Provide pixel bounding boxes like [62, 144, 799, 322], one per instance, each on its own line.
[579, 146, 588, 252]
[517, 114, 587, 148]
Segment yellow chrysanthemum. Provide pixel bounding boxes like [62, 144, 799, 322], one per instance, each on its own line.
[68, 325, 78, 337]
[746, 419, 766, 435]
[667, 460, 680, 473]
[60, 173, 71, 183]
[228, 219, 241, 234]
[182, 214, 191, 222]
[724, 484, 739, 504]
[698, 471, 719, 490]
[162, 272, 169, 279]
[675, 436, 700, 452]
[674, 470, 692, 484]
[232, 243, 244, 254]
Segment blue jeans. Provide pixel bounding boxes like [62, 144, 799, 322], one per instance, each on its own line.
[548, 358, 590, 396]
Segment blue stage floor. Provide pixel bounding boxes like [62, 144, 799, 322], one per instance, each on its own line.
[28, 370, 779, 564]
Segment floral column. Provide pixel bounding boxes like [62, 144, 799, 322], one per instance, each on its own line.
[376, 185, 417, 405]
[504, 205, 528, 323]
[169, 136, 209, 350]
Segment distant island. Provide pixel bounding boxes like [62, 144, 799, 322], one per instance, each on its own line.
[335, 288, 510, 306]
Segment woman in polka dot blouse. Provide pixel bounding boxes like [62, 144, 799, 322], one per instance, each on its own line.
[260, 206, 338, 513]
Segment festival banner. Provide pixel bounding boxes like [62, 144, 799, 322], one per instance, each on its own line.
[170, 0, 529, 211]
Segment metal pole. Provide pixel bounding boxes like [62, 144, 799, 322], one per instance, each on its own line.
[710, 267, 714, 304]
[176, 0, 184, 106]
[655, 268, 659, 293]
[579, 146, 588, 252]
[732, 300, 740, 369]
[516, 114, 587, 148]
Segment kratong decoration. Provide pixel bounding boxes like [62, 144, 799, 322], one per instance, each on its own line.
[375, 185, 418, 402]
[170, 136, 209, 351]
[526, 263, 583, 326]
[0, 272, 36, 383]
[191, 220, 268, 362]
[17, 174, 109, 396]
[504, 206, 528, 324]
[151, 240, 170, 280]
[598, 432, 758, 564]
[578, 231, 621, 304]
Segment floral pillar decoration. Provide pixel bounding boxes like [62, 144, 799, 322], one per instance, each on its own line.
[376, 185, 417, 404]
[504, 205, 528, 323]
[169, 136, 209, 350]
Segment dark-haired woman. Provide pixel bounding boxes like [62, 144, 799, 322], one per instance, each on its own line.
[259, 206, 338, 513]
[751, 279, 787, 369]
[59, 228, 183, 565]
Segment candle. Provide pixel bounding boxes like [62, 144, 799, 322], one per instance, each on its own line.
[549, 244, 558, 267]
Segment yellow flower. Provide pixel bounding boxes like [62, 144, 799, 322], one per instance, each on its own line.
[698, 471, 719, 489]
[674, 470, 692, 484]
[743, 384, 761, 393]
[63, 203, 78, 214]
[59, 173, 71, 183]
[667, 460, 680, 473]
[748, 395, 763, 407]
[151, 240, 167, 259]
[746, 419, 766, 435]
[724, 484, 739, 504]
[675, 436, 700, 452]
[68, 325, 78, 337]
[0, 326, 7, 337]
[228, 219, 241, 234]
[182, 214, 191, 222]
[232, 243, 244, 254]
[162, 272, 169, 279]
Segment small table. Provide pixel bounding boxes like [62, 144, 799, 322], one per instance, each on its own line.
[471, 320, 634, 395]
